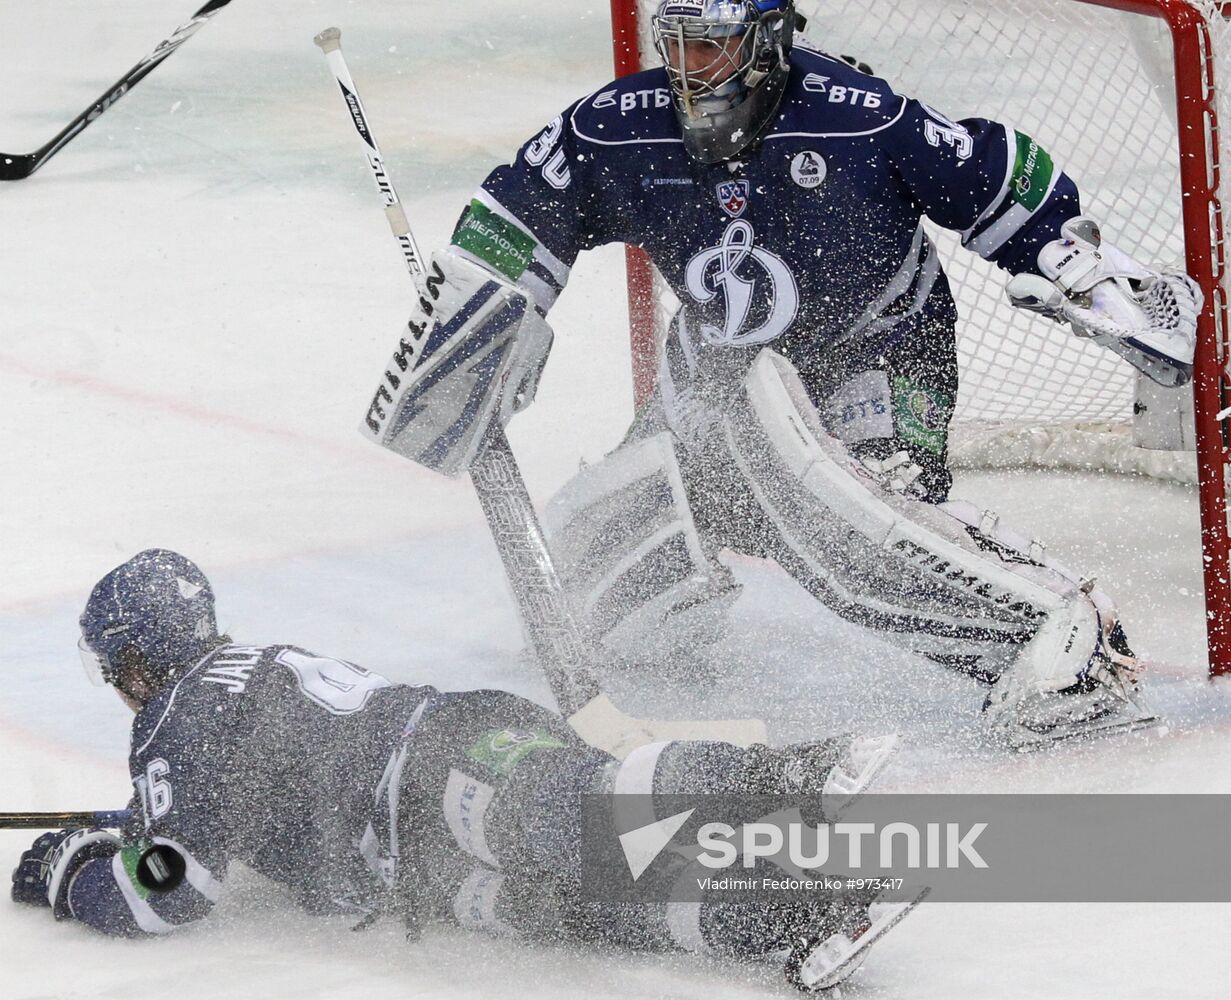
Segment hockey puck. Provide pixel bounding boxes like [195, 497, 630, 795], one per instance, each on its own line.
[135, 843, 187, 892]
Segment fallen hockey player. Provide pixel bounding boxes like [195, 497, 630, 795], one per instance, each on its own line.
[10, 549, 917, 992]
[360, 0, 1199, 746]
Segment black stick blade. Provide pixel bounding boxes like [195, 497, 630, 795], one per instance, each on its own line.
[0, 154, 39, 181]
[0, 0, 235, 182]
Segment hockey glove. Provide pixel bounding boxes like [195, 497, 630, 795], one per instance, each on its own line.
[1005, 216, 1201, 387]
[359, 249, 555, 477]
[11, 828, 121, 917]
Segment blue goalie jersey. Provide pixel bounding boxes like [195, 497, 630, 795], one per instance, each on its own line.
[450, 44, 1080, 423]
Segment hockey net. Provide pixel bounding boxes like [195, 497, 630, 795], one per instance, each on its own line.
[609, 0, 1231, 674]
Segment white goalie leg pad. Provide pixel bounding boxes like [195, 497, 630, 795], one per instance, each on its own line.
[543, 432, 740, 660]
[359, 249, 554, 477]
[934, 497, 1142, 718]
[722, 351, 1126, 707]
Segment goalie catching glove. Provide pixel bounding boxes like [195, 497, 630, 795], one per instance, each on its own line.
[1005, 216, 1200, 387]
[360, 249, 554, 476]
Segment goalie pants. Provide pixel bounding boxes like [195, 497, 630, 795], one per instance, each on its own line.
[787, 306, 961, 505]
[385, 690, 839, 957]
[654, 279, 963, 505]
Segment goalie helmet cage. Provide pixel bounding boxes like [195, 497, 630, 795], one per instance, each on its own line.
[609, 0, 1231, 677]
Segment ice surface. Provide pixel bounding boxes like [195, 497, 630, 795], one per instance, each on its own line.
[1, 2, 1228, 997]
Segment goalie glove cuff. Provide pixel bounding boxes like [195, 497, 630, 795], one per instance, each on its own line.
[1041, 217, 1157, 296]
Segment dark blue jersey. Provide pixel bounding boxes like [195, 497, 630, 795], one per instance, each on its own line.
[64, 643, 435, 935]
[61, 644, 595, 938]
[450, 46, 1079, 422]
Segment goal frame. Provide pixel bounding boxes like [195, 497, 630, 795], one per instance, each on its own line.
[608, 0, 1231, 677]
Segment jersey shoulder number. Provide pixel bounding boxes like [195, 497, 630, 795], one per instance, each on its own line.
[275, 647, 393, 715]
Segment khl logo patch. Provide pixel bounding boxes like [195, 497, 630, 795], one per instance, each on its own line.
[790, 150, 827, 190]
[715, 179, 750, 218]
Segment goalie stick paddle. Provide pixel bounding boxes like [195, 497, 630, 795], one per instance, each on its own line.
[0, 0, 234, 181]
[313, 27, 767, 757]
[0, 809, 132, 830]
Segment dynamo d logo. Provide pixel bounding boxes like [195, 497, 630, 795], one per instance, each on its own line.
[684, 220, 799, 347]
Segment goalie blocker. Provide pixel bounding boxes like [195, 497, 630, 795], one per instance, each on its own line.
[360, 250, 554, 477]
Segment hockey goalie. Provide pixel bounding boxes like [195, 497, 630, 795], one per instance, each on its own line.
[366, 0, 1199, 747]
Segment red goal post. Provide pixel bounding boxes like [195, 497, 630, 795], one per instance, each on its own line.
[608, 0, 1231, 676]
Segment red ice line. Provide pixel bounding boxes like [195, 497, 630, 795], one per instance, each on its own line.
[0, 349, 375, 462]
[0, 350, 466, 612]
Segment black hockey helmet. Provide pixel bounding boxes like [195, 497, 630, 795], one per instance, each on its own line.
[79, 549, 220, 702]
[652, 0, 798, 163]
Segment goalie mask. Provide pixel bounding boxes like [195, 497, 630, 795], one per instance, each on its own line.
[653, 0, 796, 163]
[79, 548, 220, 703]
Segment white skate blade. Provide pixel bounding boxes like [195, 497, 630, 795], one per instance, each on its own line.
[1000, 682, 1160, 750]
[821, 734, 900, 814]
[788, 888, 930, 992]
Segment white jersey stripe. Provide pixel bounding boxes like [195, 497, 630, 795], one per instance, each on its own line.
[965, 165, 1060, 259]
[109, 852, 176, 934]
[961, 125, 1016, 242]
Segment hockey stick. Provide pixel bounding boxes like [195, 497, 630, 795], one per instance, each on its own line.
[0, 0, 234, 181]
[0, 809, 131, 830]
[313, 28, 767, 756]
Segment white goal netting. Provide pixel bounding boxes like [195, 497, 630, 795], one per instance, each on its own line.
[623, 0, 1231, 480]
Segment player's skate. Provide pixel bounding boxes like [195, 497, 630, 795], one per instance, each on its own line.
[983, 619, 1157, 749]
[784, 885, 929, 992]
[740, 734, 900, 820]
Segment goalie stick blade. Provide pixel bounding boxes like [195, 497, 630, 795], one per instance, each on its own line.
[1005, 709, 1161, 752]
[1102, 334, 1192, 388]
[0, 154, 38, 181]
[567, 692, 768, 760]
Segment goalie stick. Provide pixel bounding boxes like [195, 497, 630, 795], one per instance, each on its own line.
[0, 809, 131, 830]
[0, 0, 234, 181]
[312, 27, 767, 757]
